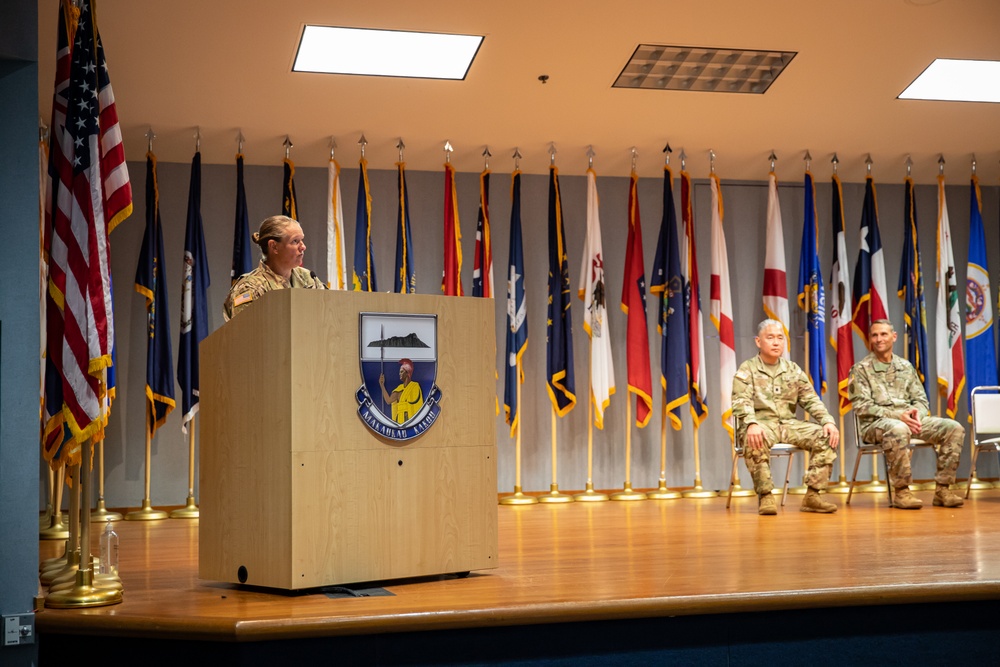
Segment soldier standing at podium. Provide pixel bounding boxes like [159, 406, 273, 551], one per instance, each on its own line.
[224, 215, 324, 321]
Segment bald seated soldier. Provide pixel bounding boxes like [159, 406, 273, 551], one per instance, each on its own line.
[848, 319, 964, 509]
[732, 319, 840, 516]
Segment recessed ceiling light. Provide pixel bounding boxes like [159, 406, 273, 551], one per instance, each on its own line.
[899, 59, 1000, 102]
[293, 26, 483, 80]
[614, 44, 795, 93]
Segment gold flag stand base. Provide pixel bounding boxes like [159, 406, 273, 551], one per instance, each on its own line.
[910, 481, 937, 491]
[39, 543, 69, 574]
[39, 512, 69, 541]
[646, 480, 683, 500]
[39, 507, 53, 531]
[91, 499, 123, 522]
[574, 482, 609, 502]
[681, 484, 719, 499]
[537, 484, 574, 504]
[45, 569, 122, 609]
[170, 495, 200, 518]
[49, 569, 122, 593]
[954, 476, 993, 492]
[611, 483, 646, 501]
[825, 477, 852, 494]
[125, 499, 169, 521]
[855, 479, 889, 493]
[725, 483, 755, 498]
[785, 485, 808, 495]
[499, 486, 538, 506]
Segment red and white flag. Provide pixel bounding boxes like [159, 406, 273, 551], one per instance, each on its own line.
[326, 158, 348, 289]
[681, 170, 708, 426]
[708, 174, 736, 439]
[763, 171, 790, 357]
[935, 174, 965, 417]
[622, 171, 653, 428]
[829, 175, 854, 414]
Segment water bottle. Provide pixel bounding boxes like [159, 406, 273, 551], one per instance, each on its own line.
[99, 519, 119, 576]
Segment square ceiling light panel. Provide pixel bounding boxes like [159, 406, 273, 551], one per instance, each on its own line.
[294, 26, 483, 80]
[899, 59, 1000, 103]
[614, 45, 796, 93]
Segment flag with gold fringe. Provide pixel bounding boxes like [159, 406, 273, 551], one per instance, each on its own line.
[709, 173, 737, 437]
[231, 153, 252, 284]
[898, 176, 930, 397]
[965, 175, 997, 403]
[282, 157, 297, 219]
[394, 161, 416, 293]
[852, 176, 889, 345]
[797, 171, 826, 396]
[442, 162, 463, 295]
[651, 165, 689, 430]
[622, 171, 652, 427]
[326, 157, 348, 289]
[935, 174, 964, 418]
[829, 174, 853, 414]
[681, 169, 708, 425]
[352, 157, 377, 291]
[764, 171, 790, 358]
[473, 169, 494, 297]
[504, 170, 528, 435]
[546, 165, 576, 416]
[178, 152, 210, 434]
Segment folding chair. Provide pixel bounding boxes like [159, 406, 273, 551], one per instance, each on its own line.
[726, 416, 802, 509]
[965, 386, 1000, 499]
[847, 412, 931, 505]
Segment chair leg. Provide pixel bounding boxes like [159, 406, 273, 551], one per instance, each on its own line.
[726, 451, 740, 509]
[780, 453, 795, 507]
[883, 452, 893, 505]
[847, 450, 864, 505]
[965, 446, 981, 500]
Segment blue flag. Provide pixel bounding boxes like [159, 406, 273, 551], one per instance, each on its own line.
[898, 177, 931, 398]
[965, 175, 998, 399]
[178, 152, 211, 433]
[504, 171, 528, 435]
[394, 161, 416, 294]
[230, 153, 252, 284]
[135, 152, 175, 435]
[353, 158, 377, 291]
[796, 172, 826, 395]
[650, 166, 689, 429]
[546, 166, 576, 416]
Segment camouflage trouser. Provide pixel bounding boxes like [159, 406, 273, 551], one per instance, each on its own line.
[741, 420, 836, 495]
[861, 416, 964, 488]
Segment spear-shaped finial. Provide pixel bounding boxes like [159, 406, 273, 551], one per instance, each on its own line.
[865, 153, 873, 175]
[587, 145, 596, 169]
[194, 126, 201, 153]
[283, 135, 293, 159]
[237, 129, 245, 155]
[512, 147, 522, 171]
[663, 142, 672, 166]
[630, 146, 638, 172]
[938, 154, 946, 174]
[358, 133, 367, 159]
[804, 150, 812, 172]
[768, 150, 777, 172]
[329, 136, 337, 160]
[146, 127, 156, 152]
[444, 140, 453, 163]
[831, 152, 839, 175]
[709, 149, 716, 174]
[680, 148, 687, 171]
[482, 145, 492, 170]
[972, 153, 977, 175]
[39, 117, 49, 144]
[548, 141, 557, 166]
[397, 138, 406, 163]
[905, 155, 913, 178]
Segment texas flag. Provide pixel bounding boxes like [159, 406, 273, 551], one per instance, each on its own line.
[851, 176, 889, 346]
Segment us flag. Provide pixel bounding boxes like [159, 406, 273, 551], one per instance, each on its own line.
[43, 0, 132, 464]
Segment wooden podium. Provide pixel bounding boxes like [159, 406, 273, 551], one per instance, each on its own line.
[198, 289, 498, 590]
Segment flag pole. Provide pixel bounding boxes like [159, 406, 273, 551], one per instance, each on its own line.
[682, 426, 718, 497]
[125, 410, 168, 520]
[500, 358, 536, 505]
[91, 438, 122, 521]
[647, 392, 683, 499]
[786, 327, 811, 496]
[576, 352, 608, 501]
[612, 396, 645, 500]
[827, 411, 851, 493]
[539, 407, 572, 502]
[170, 416, 200, 518]
[40, 463, 82, 587]
[40, 464, 69, 540]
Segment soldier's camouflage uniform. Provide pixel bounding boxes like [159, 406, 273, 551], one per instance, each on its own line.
[732, 355, 837, 494]
[849, 353, 963, 489]
[223, 260, 324, 321]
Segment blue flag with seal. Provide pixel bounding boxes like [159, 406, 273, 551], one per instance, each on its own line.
[650, 166, 690, 430]
[504, 170, 528, 436]
[965, 175, 998, 399]
[353, 157, 377, 291]
[546, 165, 576, 416]
[898, 176, 930, 398]
[178, 151, 211, 433]
[796, 171, 826, 395]
[356, 314, 442, 440]
[135, 152, 175, 436]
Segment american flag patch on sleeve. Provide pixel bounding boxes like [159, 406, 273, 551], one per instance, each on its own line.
[233, 291, 253, 307]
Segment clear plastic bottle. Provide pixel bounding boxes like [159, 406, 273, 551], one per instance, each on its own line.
[99, 519, 119, 576]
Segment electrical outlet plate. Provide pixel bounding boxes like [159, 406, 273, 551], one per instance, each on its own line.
[2, 614, 34, 646]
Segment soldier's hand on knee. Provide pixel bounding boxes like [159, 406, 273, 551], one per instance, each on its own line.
[746, 424, 765, 450]
[823, 423, 839, 449]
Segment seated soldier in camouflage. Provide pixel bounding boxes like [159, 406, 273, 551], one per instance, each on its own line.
[848, 319, 964, 509]
[223, 214, 324, 321]
[732, 319, 840, 516]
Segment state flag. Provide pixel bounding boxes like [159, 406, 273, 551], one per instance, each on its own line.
[622, 171, 652, 427]
[326, 158, 348, 289]
[829, 174, 854, 414]
[709, 173, 737, 436]
[935, 174, 965, 417]
[681, 170, 708, 425]
[394, 161, 416, 294]
[965, 175, 998, 400]
[352, 157, 377, 291]
[282, 157, 297, 219]
[764, 171, 790, 357]
[546, 165, 576, 415]
[898, 177, 931, 397]
[796, 171, 826, 395]
[442, 162, 463, 295]
[852, 176, 889, 345]
[231, 153, 252, 284]
[504, 171, 528, 435]
[473, 169, 495, 298]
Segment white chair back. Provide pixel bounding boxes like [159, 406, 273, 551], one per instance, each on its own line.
[972, 387, 1000, 438]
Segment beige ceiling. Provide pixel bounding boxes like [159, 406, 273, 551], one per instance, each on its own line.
[37, 0, 1000, 183]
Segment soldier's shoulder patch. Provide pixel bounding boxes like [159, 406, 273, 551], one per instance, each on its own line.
[233, 291, 253, 307]
[735, 368, 750, 382]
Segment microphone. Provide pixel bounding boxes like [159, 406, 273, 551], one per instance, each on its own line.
[309, 270, 327, 289]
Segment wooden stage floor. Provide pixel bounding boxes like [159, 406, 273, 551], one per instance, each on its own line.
[36, 486, 1000, 648]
